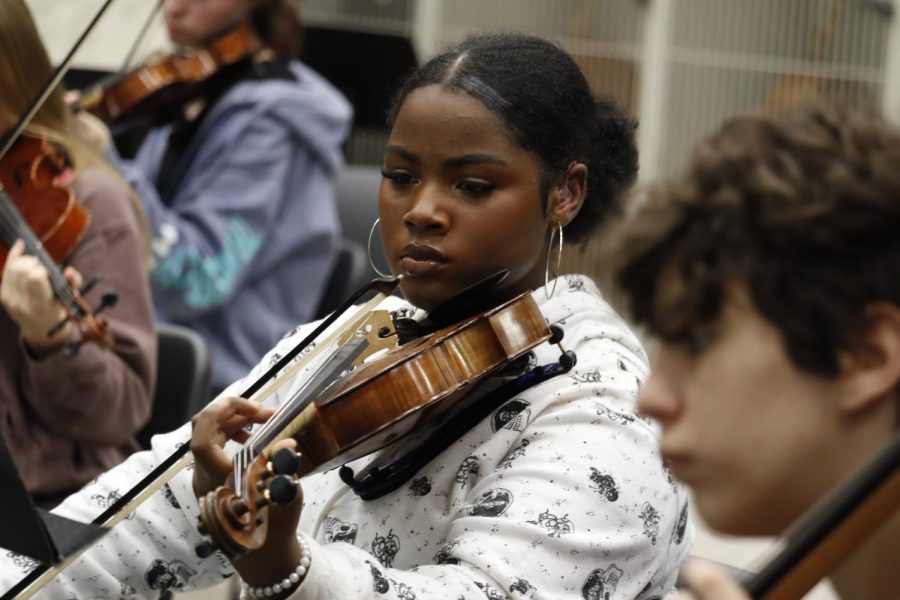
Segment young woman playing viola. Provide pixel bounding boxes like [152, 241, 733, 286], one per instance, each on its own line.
[613, 103, 900, 600]
[0, 0, 155, 507]
[92, 0, 351, 394]
[0, 32, 690, 598]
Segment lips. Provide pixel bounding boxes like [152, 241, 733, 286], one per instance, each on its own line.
[399, 244, 447, 276]
[664, 451, 698, 482]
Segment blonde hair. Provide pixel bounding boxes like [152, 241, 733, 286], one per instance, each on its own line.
[0, 0, 150, 255]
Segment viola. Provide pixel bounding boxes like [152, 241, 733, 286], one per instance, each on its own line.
[742, 432, 900, 599]
[78, 24, 262, 124]
[0, 133, 115, 349]
[196, 291, 558, 558]
[4, 277, 404, 600]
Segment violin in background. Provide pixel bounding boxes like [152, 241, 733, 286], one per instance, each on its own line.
[0, 133, 116, 351]
[77, 24, 261, 126]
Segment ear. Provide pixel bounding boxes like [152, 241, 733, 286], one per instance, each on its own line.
[546, 162, 587, 227]
[837, 303, 900, 416]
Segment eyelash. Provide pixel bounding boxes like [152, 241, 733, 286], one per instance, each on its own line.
[381, 171, 496, 197]
[381, 170, 418, 186]
[456, 180, 495, 197]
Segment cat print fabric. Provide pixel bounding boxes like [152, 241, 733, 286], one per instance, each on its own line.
[0, 275, 692, 599]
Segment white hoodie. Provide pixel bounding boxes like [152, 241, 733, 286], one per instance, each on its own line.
[0, 275, 692, 599]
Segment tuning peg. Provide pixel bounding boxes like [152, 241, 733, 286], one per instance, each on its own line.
[47, 313, 72, 338]
[548, 324, 565, 345]
[268, 474, 298, 505]
[559, 350, 577, 372]
[269, 447, 300, 475]
[93, 291, 118, 315]
[194, 541, 217, 558]
[78, 275, 101, 296]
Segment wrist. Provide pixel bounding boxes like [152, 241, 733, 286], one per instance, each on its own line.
[240, 534, 311, 599]
[21, 321, 72, 358]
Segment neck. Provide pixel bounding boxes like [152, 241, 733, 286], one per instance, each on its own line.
[829, 508, 900, 600]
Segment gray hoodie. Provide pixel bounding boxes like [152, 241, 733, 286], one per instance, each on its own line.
[112, 61, 352, 392]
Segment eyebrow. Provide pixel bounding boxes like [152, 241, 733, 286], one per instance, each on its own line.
[384, 145, 509, 168]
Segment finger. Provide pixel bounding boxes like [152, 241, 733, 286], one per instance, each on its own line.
[193, 397, 272, 433]
[681, 559, 750, 600]
[8, 239, 25, 259]
[270, 438, 298, 453]
[63, 266, 84, 290]
[213, 409, 274, 441]
[666, 591, 697, 600]
[190, 399, 273, 464]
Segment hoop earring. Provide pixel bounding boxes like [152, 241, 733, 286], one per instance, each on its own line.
[367, 218, 391, 278]
[544, 223, 564, 300]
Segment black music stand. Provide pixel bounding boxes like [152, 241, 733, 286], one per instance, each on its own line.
[0, 431, 106, 565]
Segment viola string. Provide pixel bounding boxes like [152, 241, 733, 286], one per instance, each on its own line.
[233, 337, 368, 482]
[0, 190, 79, 310]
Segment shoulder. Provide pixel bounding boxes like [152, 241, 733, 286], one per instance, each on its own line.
[220, 61, 351, 118]
[70, 168, 140, 232]
[542, 274, 648, 371]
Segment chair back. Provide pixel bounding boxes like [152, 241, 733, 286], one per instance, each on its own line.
[334, 165, 385, 273]
[137, 323, 212, 448]
[315, 238, 372, 319]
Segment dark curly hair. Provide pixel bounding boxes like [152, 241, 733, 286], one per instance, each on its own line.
[614, 102, 900, 376]
[387, 31, 638, 244]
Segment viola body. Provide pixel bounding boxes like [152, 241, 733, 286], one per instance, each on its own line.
[199, 291, 553, 557]
[80, 25, 261, 124]
[0, 134, 89, 276]
[292, 291, 550, 476]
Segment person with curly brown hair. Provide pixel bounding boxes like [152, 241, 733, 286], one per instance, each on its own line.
[613, 103, 900, 600]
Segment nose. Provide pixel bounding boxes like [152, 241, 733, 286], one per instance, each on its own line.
[402, 182, 449, 234]
[636, 347, 684, 424]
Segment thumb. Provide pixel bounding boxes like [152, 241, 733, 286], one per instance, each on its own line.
[680, 558, 751, 600]
[8, 239, 25, 259]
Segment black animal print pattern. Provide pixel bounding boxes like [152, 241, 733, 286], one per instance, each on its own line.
[492, 399, 531, 432]
[527, 509, 574, 537]
[589, 468, 620, 502]
[572, 370, 603, 384]
[673, 504, 688, 545]
[161, 484, 181, 509]
[640, 503, 661, 545]
[91, 490, 135, 519]
[433, 540, 461, 565]
[582, 564, 624, 600]
[510, 577, 536, 598]
[475, 580, 507, 600]
[463, 488, 513, 517]
[408, 476, 432, 496]
[372, 529, 400, 568]
[455, 456, 480, 488]
[143, 559, 195, 590]
[324, 517, 358, 544]
[368, 561, 390, 593]
[498, 439, 530, 470]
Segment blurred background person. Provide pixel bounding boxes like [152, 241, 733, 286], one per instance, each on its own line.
[0, 0, 155, 508]
[613, 102, 900, 600]
[88, 0, 351, 394]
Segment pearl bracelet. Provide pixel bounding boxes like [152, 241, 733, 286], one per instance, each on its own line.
[245, 536, 312, 598]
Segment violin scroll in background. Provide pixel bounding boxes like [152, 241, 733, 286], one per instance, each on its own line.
[0, 133, 117, 351]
